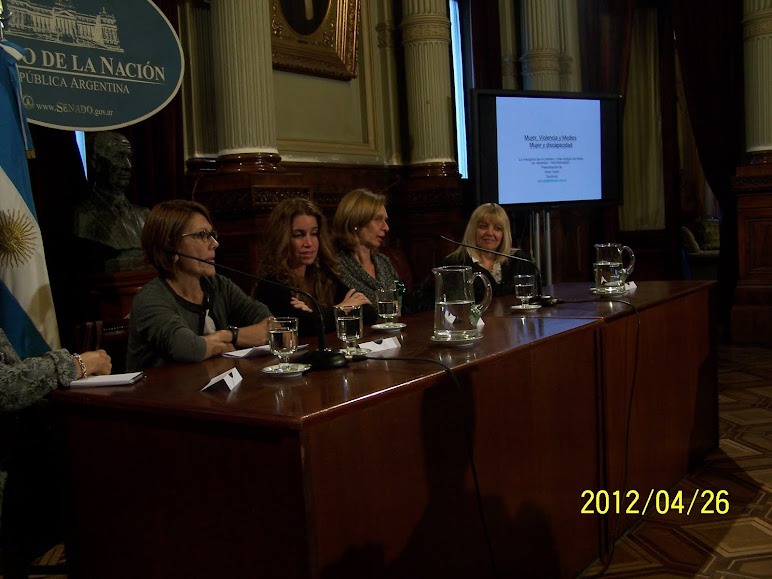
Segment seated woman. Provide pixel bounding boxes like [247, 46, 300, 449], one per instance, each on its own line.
[1, 329, 111, 579]
[255, 198, 374, 337]
[332, 188, 399, 305]
[442, 203, 536, 299]
[127, 200, 271, 371]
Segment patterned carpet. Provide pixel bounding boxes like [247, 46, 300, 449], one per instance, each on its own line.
[582, 344, 772, 578]
[5, 344, 772, 579]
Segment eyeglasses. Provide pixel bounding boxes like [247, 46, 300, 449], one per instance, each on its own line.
[179, 229, 218, 243]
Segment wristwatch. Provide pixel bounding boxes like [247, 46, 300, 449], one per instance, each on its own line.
[227, 325, 239, 347]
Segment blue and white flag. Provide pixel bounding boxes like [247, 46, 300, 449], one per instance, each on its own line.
[0, 39, 60, 357]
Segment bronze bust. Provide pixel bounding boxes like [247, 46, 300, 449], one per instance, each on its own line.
[73, 132, 149, 271]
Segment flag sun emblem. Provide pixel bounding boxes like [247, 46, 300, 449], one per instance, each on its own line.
[0, 209, 36, 268]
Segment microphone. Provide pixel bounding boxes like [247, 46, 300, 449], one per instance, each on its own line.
[440, 235, 551, 302]
[164, 246, 347, 370]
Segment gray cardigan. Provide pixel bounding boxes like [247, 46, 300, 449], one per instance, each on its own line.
[336, 250, 398, 306]
[127, 274, 271, 371]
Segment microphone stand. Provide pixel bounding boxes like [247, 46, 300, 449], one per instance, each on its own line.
[440, 235, 549, 301]
[166, 248, 347, 370]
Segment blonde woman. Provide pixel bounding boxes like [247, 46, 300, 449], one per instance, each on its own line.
[443, 203, 534, 298]
[333, 188, 399, 306]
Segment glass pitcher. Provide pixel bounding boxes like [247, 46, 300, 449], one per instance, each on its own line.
[593, 243, 635, 291]
[432, 265, 492, 341]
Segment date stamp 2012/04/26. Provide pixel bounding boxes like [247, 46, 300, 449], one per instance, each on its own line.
[581, 489, 730, 516]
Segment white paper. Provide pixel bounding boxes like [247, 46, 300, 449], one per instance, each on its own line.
[359, 337, 401, 352]
[222, 344, 308, 358]
[69, 372, 144, 388]
[222, 345, 270, 358]
[201, 368, 243, 392]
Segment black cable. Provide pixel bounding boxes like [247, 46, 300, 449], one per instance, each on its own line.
[362, 355, 500, 579]
[565, 297, 640, 578]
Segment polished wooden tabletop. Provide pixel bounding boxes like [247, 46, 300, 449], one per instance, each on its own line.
[52, 281, 714, 428]
[490, 279, 716, 318]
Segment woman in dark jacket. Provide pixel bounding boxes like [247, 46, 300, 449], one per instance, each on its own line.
[442, 203, 536, 300]
[255, 198, 375, 337]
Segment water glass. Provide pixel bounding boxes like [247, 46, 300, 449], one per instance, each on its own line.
[267, 317, 299, 370]
[376, 287, 400, 328]
[513, 274, 538, 310]
[334, 305, 370, 357]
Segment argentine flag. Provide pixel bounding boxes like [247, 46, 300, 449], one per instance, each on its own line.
[1, 39, 60, 357]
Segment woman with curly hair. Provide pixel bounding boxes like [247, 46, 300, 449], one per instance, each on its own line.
[255, 197, 375, 337]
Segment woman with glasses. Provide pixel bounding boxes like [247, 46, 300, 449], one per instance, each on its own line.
[127, 200, 271, 370]
[255, 198, 373, 337]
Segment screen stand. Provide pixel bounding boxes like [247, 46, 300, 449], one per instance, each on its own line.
[531, 210, 553, 287]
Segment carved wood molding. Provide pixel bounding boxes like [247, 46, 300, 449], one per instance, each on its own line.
[217, 153, 284, 173]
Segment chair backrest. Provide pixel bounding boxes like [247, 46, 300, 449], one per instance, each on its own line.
[380, 246, 415, 291]
[73, 318, 131, 374]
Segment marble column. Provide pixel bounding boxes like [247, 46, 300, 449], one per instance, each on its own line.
[730, 1, 772, 342]
[400, 0, 457, 176]
[743, 0, 772, 157]
[178, 0, 218, 171]
[499, 0, 519, 90]
[375, 2, 403, 164]
[558, 0, 581, 92]
[210, 0, 280, 171]
[519, 0, 561, 91]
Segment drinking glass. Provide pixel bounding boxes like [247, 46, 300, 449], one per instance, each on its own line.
[375, 287, 402, 329]
[334, 305, 370, 357]
[266, 317, 299, 371]
[512, 274, 540, 310]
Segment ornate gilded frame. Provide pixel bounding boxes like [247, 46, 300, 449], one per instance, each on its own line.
[271, 0, 360, 80]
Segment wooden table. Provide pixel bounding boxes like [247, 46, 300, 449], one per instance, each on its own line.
[53, 281, 716, 578]
[495, 281, 718, 549]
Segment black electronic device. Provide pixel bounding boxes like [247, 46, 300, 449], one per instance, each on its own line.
[470, 89, 623, 211]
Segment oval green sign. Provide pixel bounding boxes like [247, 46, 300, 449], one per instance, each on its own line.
[5, 0, 184, 130]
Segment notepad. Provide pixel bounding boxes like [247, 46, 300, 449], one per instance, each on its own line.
[69, 372, 144, 388]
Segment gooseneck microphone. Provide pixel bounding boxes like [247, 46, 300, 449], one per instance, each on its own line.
[164, 246, 347, 370]
[440, 235, 547, 300]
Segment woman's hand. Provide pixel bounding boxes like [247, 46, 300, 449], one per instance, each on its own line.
[290, 297, 314, 313]
[78, 349, 112, 377]
[337, 288, 371, 307]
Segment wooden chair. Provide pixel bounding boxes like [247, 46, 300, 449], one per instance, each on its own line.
[73, 318, 131, 374]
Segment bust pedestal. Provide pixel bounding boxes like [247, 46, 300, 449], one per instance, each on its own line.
[87, 269, 156, 321]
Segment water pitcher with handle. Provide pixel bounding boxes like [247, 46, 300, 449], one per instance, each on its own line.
[593, 243, 635, 291]
[432, 265, 492, 341]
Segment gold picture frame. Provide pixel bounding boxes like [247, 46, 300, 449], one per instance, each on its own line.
[271, 0, 360, 80]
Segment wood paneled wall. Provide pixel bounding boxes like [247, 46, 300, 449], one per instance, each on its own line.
[731, 167, 772, 343]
